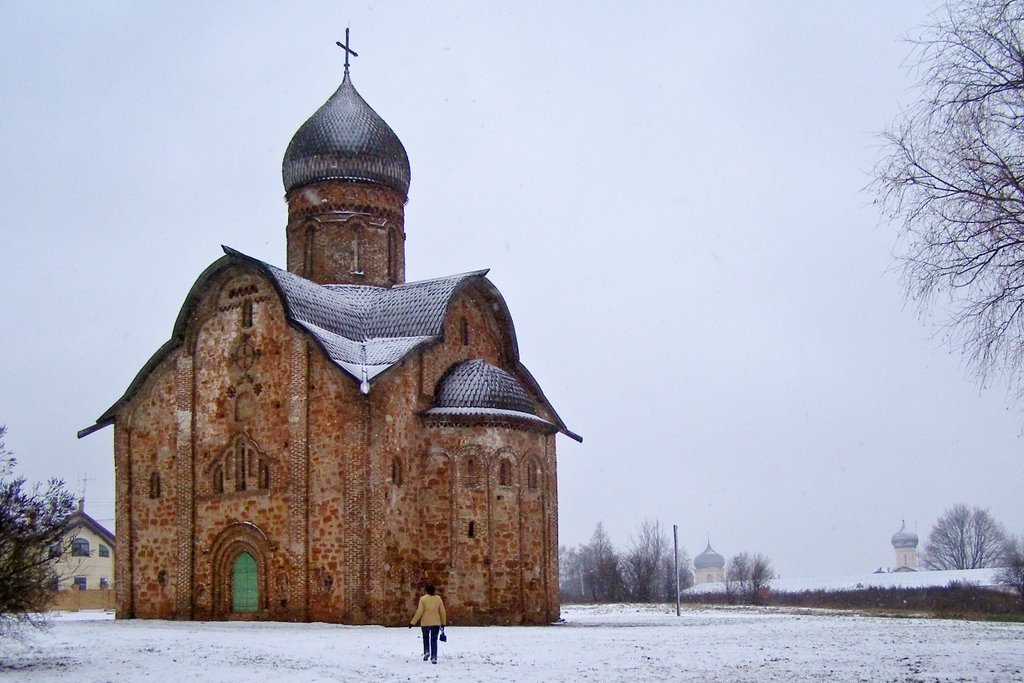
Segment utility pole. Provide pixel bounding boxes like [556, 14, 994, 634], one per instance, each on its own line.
[673, 524, 680, 616]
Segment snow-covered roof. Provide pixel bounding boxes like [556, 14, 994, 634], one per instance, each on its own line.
[79, 248, 580, 442]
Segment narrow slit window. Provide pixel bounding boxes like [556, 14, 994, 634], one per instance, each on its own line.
[242, 300, 253, 328]
[467, 521, 475, 538]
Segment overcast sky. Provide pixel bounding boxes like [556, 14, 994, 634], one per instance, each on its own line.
[2, 1, 1021, 580]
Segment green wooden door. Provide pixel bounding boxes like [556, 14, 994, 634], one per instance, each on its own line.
[231, 552, 258, 613]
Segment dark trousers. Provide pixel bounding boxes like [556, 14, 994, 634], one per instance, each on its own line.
[421, 625, 440, 659]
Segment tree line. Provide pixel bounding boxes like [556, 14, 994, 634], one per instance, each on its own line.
[559, 520, 693, 604]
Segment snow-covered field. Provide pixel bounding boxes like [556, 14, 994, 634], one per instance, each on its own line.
[2, 604, 1022, 682]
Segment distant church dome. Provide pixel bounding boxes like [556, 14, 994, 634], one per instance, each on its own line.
[891, 521, 918, 549]
[694, 542, 725, 570]
[282, 72, 410, 198]
[434, 360, 536, 415]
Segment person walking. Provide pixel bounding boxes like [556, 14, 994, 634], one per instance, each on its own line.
[410, 583, 446, 664]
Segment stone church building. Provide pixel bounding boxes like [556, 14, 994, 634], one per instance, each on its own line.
[79, 52, 579, 625]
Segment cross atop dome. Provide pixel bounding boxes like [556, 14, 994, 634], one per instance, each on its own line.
[336, 27, 358, 74]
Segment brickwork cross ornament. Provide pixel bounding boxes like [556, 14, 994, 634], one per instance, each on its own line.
[336, 27, 358, 74]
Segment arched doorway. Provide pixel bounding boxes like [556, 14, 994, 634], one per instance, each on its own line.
[231, 552, 258, 613]
[209, 522, 270, 619]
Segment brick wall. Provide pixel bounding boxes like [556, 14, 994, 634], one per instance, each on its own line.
[115, 259, 560, 625]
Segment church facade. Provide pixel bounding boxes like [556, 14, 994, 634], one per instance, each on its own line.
[80, 54, 579, 626]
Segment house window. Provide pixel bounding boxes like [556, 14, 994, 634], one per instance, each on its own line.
[73, 576, 87, 591]
[99, 544, 110, 558]
[149, 472, 161, 499]
[99, 577, 109, 590]
[498, 459, 512, 487]
[50, 577, 60, 592]
[49, 543, 61, 559]
[71, 538, 90, 557]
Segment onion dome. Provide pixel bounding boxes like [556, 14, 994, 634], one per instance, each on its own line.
[434, 360, 536, 415]
[891, 521, 918, 549]
[282, 73, 410, 199]
[694, 542, 725, 570]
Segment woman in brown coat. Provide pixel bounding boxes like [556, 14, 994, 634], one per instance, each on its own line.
[410, 583, 446, 664]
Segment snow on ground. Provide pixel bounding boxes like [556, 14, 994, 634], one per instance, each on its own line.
[1, 604, 1022, 682]
[686, 567, 1002, 594]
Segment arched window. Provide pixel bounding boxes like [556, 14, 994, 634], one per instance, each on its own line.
[259, 462, 270, 490]
[71, 538, 90, 557]
[99, 544, 110, 558]
[213, 465, 224, 494]
[390, 458, 402, 486]
[149, 472, 161, 499]
[498, 459, 512, 487]
[526, 458, 541, 490]
[465, 457, 479, 487]
[235, 439, 247, 491]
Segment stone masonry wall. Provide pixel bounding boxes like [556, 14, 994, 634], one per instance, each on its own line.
[117, 262, 560, 625]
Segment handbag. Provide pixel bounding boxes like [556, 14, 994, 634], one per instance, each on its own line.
[439, 627, 447, 643]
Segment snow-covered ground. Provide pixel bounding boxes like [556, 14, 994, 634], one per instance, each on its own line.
[686, 567, 1002, 594]
[2, 604, 1022, 682]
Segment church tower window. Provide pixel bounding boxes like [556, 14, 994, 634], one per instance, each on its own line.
[498, 459, 512, 486]
[390, 458, 402, 486]
[213, 465, 224, 494]
[242, 300, 253, 328]
[149, 472, 161, 499]
[351, 228, 363, 275]
[460, 317, 469, 346]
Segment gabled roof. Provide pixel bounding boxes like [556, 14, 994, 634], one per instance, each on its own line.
[65, 501, 115, 546]
[79, 248, 580, 442]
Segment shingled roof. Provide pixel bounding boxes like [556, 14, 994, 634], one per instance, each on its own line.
[79, 248, 580, 442]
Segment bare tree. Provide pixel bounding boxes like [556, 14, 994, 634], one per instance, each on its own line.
[558, 544, 583, 602]
[0, 425, 76, 633]
[579, 523, 624, 603]
[872, 0, 1024, 401]
[622, 519, 668, 602]
[726, 552, 775, 605]
[996, 535, 1024, 608]
[659, 546, 693, 602]
[924, 504, 1010, 569]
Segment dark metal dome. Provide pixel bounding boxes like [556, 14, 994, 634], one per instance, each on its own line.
[283, 73, 410, 198]
[434, 360, 536, 415]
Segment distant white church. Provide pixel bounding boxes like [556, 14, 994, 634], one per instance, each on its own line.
[693, 542, 725, 584]
[891, 521, 919, 572]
